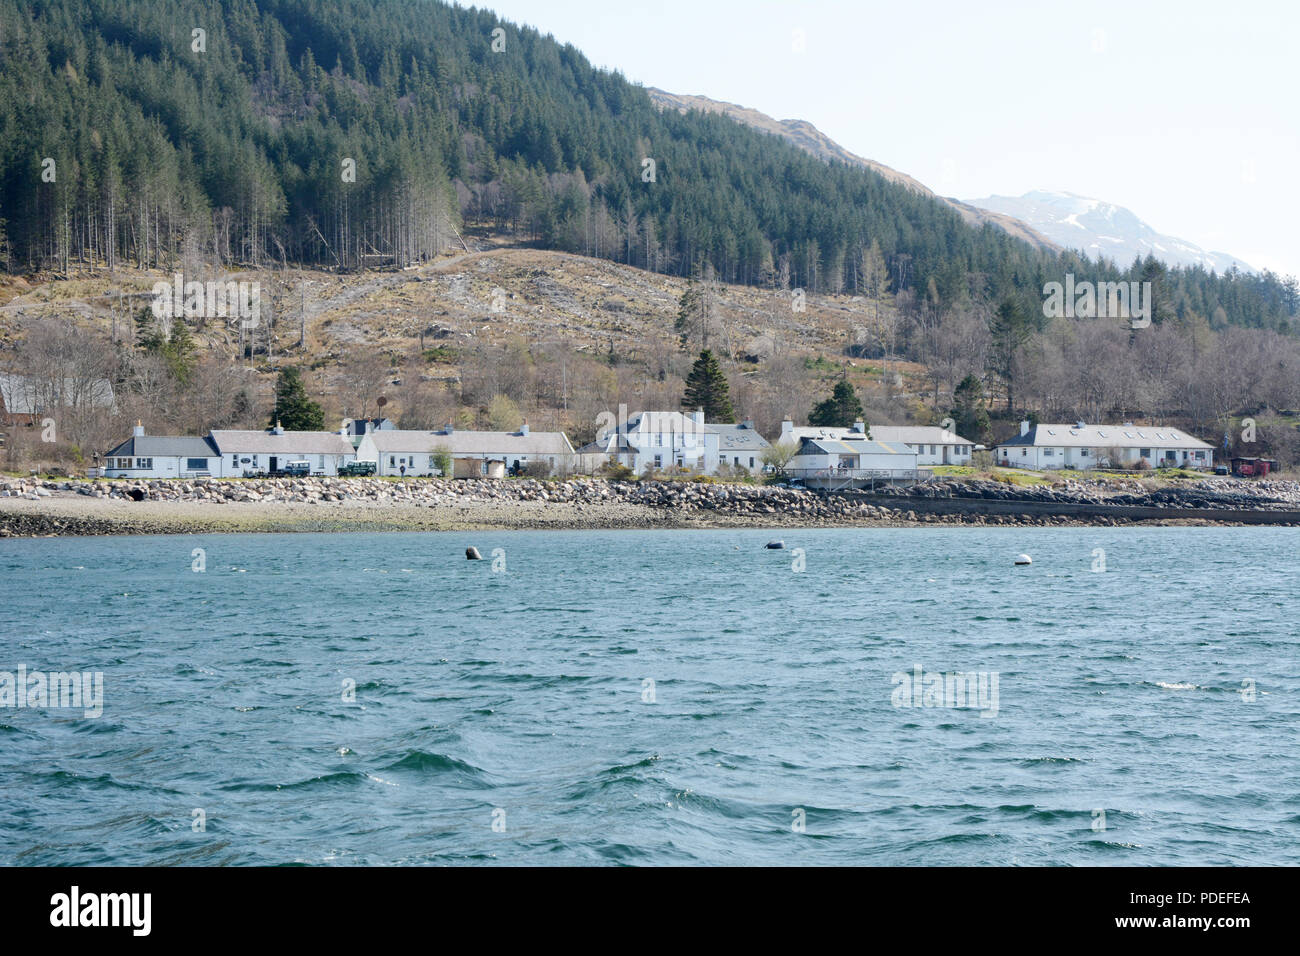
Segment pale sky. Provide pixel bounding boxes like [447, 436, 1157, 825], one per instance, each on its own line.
[471, 0, 1299, 277]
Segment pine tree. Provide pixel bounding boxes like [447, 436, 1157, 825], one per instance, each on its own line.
[165, 318, 196, 385]
[989, 299, 1031, 412]
[808, 380, 864, 428]
[950, 374, 990, 444]
[683, 349, 735, 423]
[271, 367, 326, 431]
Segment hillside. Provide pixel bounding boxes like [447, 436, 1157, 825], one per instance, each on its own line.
[1, 0, 1295, 334]
[0, 243, 931, 452]
[645, 87, 1059, 253]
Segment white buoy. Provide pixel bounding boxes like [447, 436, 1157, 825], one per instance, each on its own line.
[1015, 553, 1032, 565]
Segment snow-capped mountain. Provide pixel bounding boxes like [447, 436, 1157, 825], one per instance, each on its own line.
[965, 190, 1253, 273]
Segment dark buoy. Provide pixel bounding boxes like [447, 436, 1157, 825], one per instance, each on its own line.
[466, 547, 482, 560]
[765, 540, 786, 550]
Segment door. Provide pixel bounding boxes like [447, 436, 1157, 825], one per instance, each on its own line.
[269, 456, 278, 472]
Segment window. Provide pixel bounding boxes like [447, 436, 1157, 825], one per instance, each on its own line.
[1080, 448, 1090, 457]
[319, 455, 325, 469]
[186, 458, 207, 470]
[1044, 448, 1054, 457]
[231, 455, 238, 468]
[389, 456, 396, 466]
[749, 457, 755, 468]
[135, 458, 152, 469]
[1140, 448, 1151, 458]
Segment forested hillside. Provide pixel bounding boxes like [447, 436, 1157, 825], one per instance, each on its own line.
[1, 0, 1296, 333]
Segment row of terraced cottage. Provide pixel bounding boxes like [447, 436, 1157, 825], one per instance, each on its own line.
[98, 412, 1216, 482]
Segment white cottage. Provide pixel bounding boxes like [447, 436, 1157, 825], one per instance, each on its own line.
[865, 426, 976, 466]
[778, 420, 976, 467]
[577, 410, 716, 474]
[355, 423, 575, 477]
[577, 409, 766, 474]
[786, 431, 920, 488]
[995, 421, 1214, 470]
[103, 425, 222, 478]
[209, 426, 356, 476]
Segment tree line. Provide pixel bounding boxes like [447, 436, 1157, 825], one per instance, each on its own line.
[0, 0, 1295, 336]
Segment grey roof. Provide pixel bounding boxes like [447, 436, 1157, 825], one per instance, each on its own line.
[710, 422, 771, 452]
[780, 424, 870, 445]
[998, 423, 1213, 450]
[363, 429, 574, 456]
[797, 436, 914, 457]
[210, 429, 356, 455]
[0, 372, 115, 415]
[576, 434, 636, 456]
[105, 435, 219, 458]
[868, 425, 975, 446]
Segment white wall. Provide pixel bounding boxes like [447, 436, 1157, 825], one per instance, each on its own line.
[103, 456, 221, 479]
[999, 444, 1212, 470]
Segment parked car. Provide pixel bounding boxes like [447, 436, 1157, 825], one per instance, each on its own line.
[338, 461, 377, 477]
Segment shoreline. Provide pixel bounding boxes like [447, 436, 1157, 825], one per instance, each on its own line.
[3, 474, 1294, 537]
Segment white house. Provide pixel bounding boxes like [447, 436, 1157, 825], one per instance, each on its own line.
[355, 422, 575, 477]
[578, 410, 769, 474]
[786, 431, 921, 488]
[711, 421, 771, 473]
[209, 426, 356, 476]
[866, 426, 976, 466]
[995, 421, 1214, 471]
[778, 420, 975, 466]
[103, 425, 223, 479]
[578, 410, 717, 474]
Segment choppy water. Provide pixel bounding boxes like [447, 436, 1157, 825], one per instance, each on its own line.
[1, 527, 1297, 865]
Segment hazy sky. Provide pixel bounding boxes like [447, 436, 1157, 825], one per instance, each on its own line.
[472, 0, 1299, 277]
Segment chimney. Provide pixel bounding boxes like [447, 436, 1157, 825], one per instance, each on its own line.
[1020, 420, 1031, 436]
[133, 420, 144, 438]
[364, 420, 374, 435]
[853, 420, 865, 434]
[780, 419, 794, 442]
[520, 419, 530, 436]
[445, 420, 454, 435]
[693, 407, 704, 427]
[272, 420, 285, 436]
[741, 419, 754, 430]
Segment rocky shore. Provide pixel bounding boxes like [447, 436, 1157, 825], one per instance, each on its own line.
[1, 473, 1297, 537]
[884, 475, 1300, 510]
